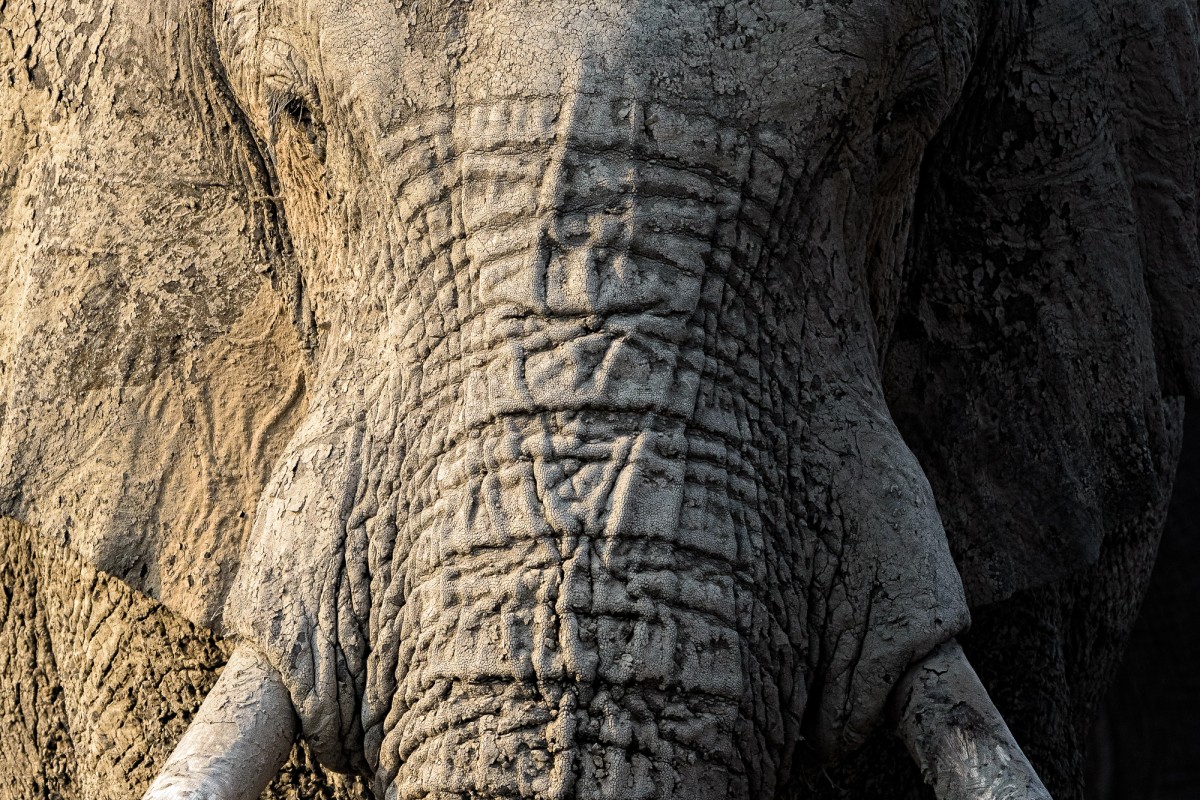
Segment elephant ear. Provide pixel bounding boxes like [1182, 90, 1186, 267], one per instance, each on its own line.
[1113, 0, 1200, 396]
[884, 0, 1199, 608]
[0, 1, 308, 630]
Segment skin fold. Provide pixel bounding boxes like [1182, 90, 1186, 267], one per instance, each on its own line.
[0, 0, 1196, 798]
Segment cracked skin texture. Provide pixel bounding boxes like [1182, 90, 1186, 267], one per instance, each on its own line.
[1, 0, 1198, 798]
[213, 1, 975, 796]
[0, 518, 370, 800]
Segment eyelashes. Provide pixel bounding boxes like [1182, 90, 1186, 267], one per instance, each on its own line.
[281, 95, 317, 128]
[889, 77, 945, 124]
[261, 37, 327, 161]
[265, 80, 326, 159]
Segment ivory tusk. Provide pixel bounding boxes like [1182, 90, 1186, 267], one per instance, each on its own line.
[142, 644, 297, 800]
[891, 639, 1054, 800]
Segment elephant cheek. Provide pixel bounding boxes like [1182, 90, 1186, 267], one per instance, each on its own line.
[798, 393, 971, 758]
[223, 404, 372, 775]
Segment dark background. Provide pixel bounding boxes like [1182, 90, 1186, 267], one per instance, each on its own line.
[1086, 397, 1200, 800]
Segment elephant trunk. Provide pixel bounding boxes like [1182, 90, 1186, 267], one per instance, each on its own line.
[337, 102, 824, 799]
[142, 644, 297, 800]
[223, 97, 974, 798]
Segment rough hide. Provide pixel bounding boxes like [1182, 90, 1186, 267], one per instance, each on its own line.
[0, 517, 369, 799]
[0, 0, 1196, 798]
[884, 0, 1199, 608]
[0, 0, 309, 631]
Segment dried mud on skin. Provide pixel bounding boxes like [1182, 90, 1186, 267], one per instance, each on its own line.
[0, 518, 370, 800]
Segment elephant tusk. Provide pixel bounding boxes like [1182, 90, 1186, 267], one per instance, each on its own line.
[142, 644, 297, 800]
[891, 639, 1054, 800]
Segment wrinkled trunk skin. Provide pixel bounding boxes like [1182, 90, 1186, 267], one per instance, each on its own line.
[372, 105, 807, 800]
[230, 89, 966, 799]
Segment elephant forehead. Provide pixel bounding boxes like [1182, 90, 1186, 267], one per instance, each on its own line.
[250, 0, 953, 136]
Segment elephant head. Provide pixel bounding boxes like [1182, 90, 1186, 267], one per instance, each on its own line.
[1, 0, 1196, 798]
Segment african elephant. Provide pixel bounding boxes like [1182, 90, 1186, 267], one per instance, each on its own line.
[1, 0, 1197, 798]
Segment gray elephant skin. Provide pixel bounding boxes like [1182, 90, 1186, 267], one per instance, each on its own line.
[0, 0, 1197, 799]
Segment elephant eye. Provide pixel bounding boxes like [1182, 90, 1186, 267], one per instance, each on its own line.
[266, 84, 327, 162]
[889, 78, 943, 123]
[260, 35, 326, 163]
[284, 95, 316, 129]
[879, 33, 950, 138]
